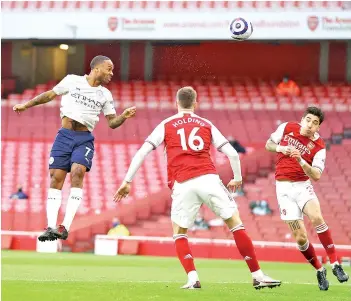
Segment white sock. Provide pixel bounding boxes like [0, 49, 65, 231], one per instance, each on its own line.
[46, 188, 62, 228]
[62, 188, 83, 230]
[251, 269, 264, 280]
[188, 270, 199, 282]
[317, 267, 324, 272]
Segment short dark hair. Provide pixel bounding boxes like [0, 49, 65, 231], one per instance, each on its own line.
[303, 106, 324, 124]
[90, 55, 111, 69]
[177, 86, 197, 109]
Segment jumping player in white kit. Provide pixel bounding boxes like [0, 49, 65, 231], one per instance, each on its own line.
[265, 106, 349, 291]
[114, 87, 281, 290]
[13, 55, 136, 242]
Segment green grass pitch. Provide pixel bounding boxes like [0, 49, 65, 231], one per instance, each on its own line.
[2, 250, 350, 301]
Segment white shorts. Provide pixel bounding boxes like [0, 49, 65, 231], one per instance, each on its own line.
[276, 180, 318, 221]
[171, 174, 238, 228]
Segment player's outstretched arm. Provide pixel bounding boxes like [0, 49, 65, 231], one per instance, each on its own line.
[105, 106, 136, 129]
[113, 142, 154, 202]
[13, 90, 57, 113]
[290, 148, 322, 181]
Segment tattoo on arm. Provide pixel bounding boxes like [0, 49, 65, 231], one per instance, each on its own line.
[303, 165, 314, 178]
[25, 90, 56, 108]
[288, 220, 301, 231]
[301, 163, 321, 181]
[108, 115, 126, 129]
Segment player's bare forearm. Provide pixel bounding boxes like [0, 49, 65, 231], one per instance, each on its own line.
[301, 162, 321, 181]
[265, 139, 278, 152]
[107, 114, 127, 129]
[24, 90, 57, 109]
[106, 107, 136, 129]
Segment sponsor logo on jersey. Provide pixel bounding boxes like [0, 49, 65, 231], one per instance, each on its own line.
[70, 92, 103, 109]
[283, 135, 311, 155]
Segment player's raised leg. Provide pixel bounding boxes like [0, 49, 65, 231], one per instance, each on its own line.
[52, 163, 86, 240]
[224, 210, 281, 290]
[53, 134, 94, 240]
[38, 130, 72, 242]
[303, 199, 349, 283]
[38, 169, 67, 242]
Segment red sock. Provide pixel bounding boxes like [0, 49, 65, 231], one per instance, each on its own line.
[316, 223, 338, 264]
[231, 225, 260, 272]
[298, 241, 322, 270]
[174, 235, 196, 274]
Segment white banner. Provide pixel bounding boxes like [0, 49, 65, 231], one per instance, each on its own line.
[2, 12, 351, 40]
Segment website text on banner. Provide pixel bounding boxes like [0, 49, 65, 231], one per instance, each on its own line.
[2, 12, 351, 40]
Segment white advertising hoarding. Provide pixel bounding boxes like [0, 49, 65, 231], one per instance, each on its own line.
[2, 12, 351, 40]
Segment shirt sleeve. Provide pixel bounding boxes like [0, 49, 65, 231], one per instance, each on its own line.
[52, 75, 73, 96]
[270, 122, 288, 144]
[102, 90, 116, 116]
[312, 148, 326, 173]
[145, 122, 165, 149]
[211, 125, 229, 149]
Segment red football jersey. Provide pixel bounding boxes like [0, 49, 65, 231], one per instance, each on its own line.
[270, 122, 326, 182]
[145, 112, 228, 188]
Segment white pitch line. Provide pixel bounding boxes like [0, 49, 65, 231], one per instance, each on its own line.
[2, 279, 350, 286]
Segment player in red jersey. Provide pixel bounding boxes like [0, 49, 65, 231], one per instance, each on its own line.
[114, 87, 281, 290]
[266, 106, 349, 291]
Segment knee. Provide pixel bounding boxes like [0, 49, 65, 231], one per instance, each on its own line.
[49, 171, 65, 189]
[71, 165, 85, 187]
[224, 211, 242, 230]
[294, 231, 308, 245]
[310, 215, 324, 227]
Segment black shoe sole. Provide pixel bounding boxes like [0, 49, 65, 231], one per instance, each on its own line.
[335, 276, 349, 283]
[254, 283, 281, 290]
[38, 235, 57, 242]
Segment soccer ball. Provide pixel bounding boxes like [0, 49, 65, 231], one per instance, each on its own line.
[229, 18, 253, 41]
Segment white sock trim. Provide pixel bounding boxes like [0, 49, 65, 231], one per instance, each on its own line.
[298, 241, 309, 252]
[230, 224, 245, 232]
[173, 234, 188, 240]
[315, 223, 328, 234]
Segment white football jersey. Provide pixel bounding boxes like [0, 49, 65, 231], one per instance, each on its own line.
[53, 74, 116, 131]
